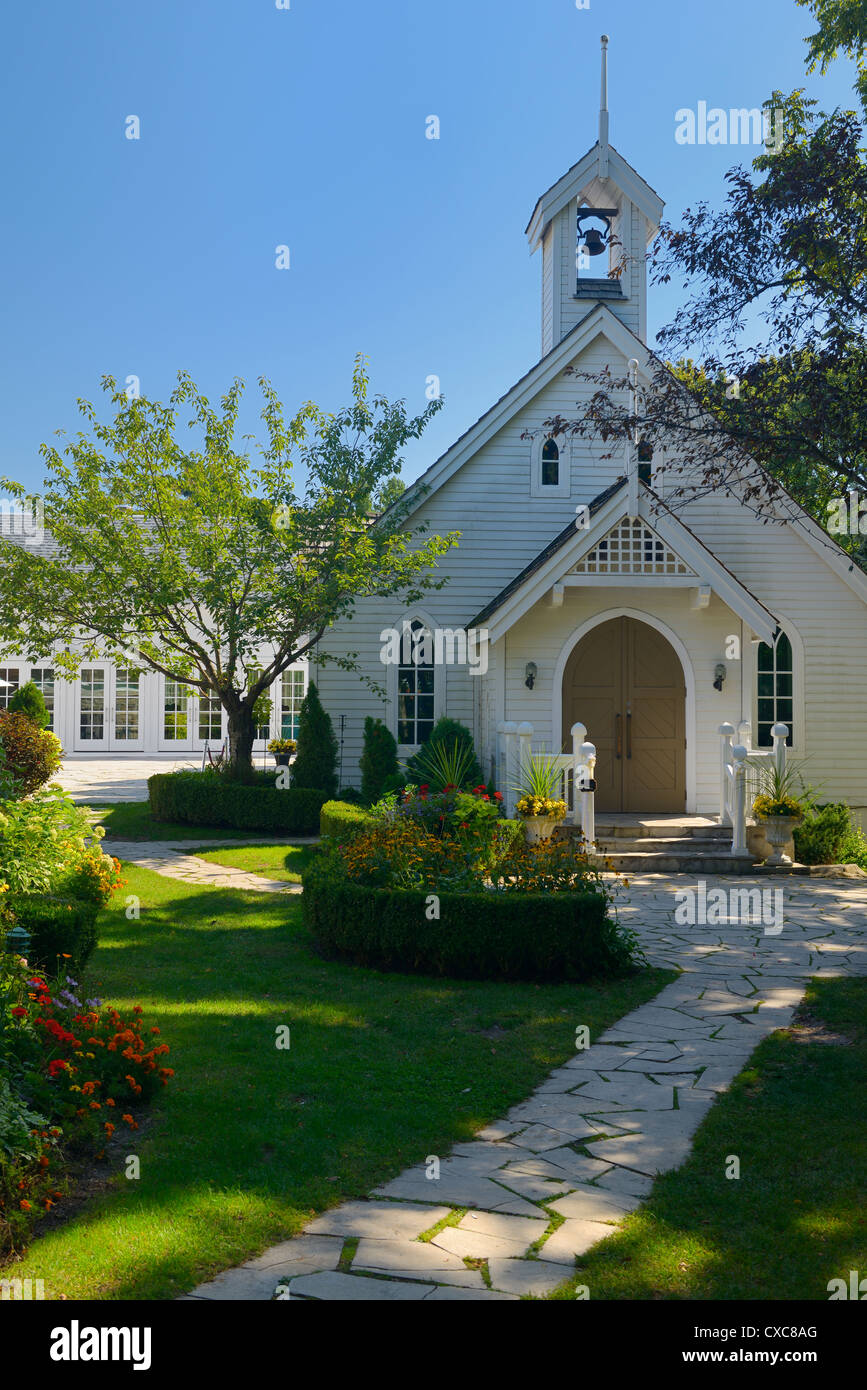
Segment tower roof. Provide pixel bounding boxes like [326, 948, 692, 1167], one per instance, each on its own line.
[525, 37, 665, 252]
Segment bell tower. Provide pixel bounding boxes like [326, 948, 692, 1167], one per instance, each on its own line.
[525, 36, 665, 355]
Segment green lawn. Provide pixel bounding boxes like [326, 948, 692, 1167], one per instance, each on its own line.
[186, 843, 317, 882]
[1, 865, 671, 1300]
[91, 800, 300, 842]
[549, 976, 867, 1301]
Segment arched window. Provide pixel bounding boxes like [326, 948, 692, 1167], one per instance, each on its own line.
[530, 432, 570, 498]
[541, 438, 560, 487]
[397, 619, 435, 747]
[756, 630, 794, 748]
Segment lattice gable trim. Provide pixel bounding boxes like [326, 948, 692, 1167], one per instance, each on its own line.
[571, 516, 697, 577]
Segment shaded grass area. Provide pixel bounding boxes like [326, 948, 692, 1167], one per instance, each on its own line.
[1, 865, 671, 1301]
[187, 843, 317, 882]
[549, 977, 867, 1301]
[91, 800, 298, 842]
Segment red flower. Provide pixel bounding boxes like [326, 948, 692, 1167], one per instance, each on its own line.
[11, 1006, 27, 1018]
[493, 792, 503, 801]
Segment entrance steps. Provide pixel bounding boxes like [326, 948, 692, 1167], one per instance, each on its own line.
[558, 814, 797, 875]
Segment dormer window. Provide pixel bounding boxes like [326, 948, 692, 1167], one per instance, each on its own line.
[541, 439, 560, 487]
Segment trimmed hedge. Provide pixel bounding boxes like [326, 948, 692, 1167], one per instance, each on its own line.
[320, 800, 376, 839]
[302, 861, 633, 981]
[148, 771, 326, 834]
[8, 894, 99, 972]
[793, 803, 852, 865]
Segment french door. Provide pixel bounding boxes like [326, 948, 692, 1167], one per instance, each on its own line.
[75, 666, 144, 751]
[159, 679, 225, 753]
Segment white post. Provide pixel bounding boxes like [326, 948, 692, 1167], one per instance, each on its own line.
[570, 721, 587, 827]
[772, 722, 789, 780]
[737, 718, 752, 752]
[516, 721, 533, 786]
[579, 740, 597, 851]
[498, 721, 518, 818]
[731, 744, 749, 856]
[719, 723, 735, 825]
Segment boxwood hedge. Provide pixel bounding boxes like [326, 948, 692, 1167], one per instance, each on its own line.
[8, 894, 99, 972]
[148, 770, 326, 833]
[320, 800, 375, 839]
[302, 857, 635, 981]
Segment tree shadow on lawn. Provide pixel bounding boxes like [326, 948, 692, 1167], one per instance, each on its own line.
[8, 875, 672, 1299]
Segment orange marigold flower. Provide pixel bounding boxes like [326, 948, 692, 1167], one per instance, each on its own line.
[19, 1200, 32, 1211]
[104, 1122, 115, 1136]
[88, 1101, 101, 1110]
[150, 1026, 160, 1035]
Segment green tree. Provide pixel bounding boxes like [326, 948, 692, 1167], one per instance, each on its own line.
[7, 680, 50, 729]
[798, 0, 867, 112]
[0, 359, 457, 777]
[359, 716, 398, 804]
[291, 682, 338, 796]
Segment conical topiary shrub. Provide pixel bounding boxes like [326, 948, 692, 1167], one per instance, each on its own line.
[359, 716, 398, 804]
[7, 680, 50, 730]
[291, 682, 338, 796]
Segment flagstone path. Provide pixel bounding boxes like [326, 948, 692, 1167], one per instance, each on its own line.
[168, 870, 867, 1302]
[103, 839, 308, 894]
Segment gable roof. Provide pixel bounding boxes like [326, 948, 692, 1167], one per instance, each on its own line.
[525, 142, 665, 252]
[396, 303, 644, 519]
[470, 480, 779, 645]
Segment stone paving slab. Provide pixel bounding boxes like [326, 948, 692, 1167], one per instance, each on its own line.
[176, 870, 867, 1301]
[104, 838, 302, 894]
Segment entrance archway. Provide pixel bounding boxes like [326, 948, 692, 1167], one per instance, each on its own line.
[562, 615, 686, 813]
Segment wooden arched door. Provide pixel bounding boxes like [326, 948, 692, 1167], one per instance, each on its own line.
[562, 617, 686, 813]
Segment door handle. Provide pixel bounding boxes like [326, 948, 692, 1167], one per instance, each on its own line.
[626, 710, 633, 760]
[615, 713, 622, 759]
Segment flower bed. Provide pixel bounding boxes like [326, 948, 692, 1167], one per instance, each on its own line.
[148, 769, 326, 833]
[0, 952, 173, 1255]
[303, 818, 639, 981]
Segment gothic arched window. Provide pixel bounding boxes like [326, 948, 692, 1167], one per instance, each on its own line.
[397, 619, 435, 747]
[756, 630, 794, 748]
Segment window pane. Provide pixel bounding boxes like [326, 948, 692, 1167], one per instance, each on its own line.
[281, 669, 305, 740]
[29, 668, 55, 731]
[0, 668, 20, 710]
[115, 668, 140, 741]
[757, 673, 774, 698]
[757, 643, 774, 672]
[163, 681, 188, 740]
[757, 699, 775, 722]
[776, 633, 793, 669]
[80, 669, 105, 741]
[757, 724, 773, 748]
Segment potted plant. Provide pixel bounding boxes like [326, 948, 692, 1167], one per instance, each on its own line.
[513, 753, 567, 844]
[749, 761, 806, 866]
[267, 737, 297, 768]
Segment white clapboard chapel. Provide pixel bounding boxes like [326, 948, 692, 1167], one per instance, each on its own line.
[315, 39, 867, 821]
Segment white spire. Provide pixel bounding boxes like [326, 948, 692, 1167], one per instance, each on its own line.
[599, 35, 610, 179]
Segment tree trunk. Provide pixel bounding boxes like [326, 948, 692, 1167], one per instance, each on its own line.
[226, 703, 257, 781]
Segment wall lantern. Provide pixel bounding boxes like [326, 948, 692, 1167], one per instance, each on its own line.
[713, 663, 727, 692]
[525, 662, 538, 691]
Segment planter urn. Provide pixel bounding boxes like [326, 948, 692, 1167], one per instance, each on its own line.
[761, 815, 801, 866]
[522, 815, 560, 845]
[273, 753, 292, 768]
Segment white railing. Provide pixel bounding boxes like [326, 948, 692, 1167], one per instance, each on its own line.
[496, 721, 597, 847]
[719, 720, 789, 857]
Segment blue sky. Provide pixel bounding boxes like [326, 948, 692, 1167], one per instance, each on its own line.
[0, 0, 857, 492]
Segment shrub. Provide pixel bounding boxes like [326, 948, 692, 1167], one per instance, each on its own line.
[58, 847, 124, 907]
[359, 717, 398, 804]
[320, 800, 375, 839]
[291, 682, 338, 797]
[7, 681, 50, 730]
[0, 788, 107, 898]
[303, 861, 636, 982]
[793, 802, 853, 865]
[0, 712, 62, 796]
[404, 717, 483, 790]
[6, 895, 99, 972]
[148, 769, 326, 833]
[337, 785, 364, 805]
